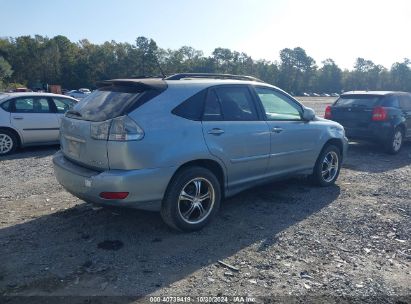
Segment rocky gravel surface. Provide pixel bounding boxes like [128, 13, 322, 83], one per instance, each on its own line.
[0, 97, 410, 303]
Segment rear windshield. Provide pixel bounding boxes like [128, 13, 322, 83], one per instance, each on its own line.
[334, 95, 382, 108]
[67, 86, 143, 121]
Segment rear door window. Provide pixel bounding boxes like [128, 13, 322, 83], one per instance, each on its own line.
[203, 89, 223, 121]
[13, 97, 52, 113]
[335, 95, 382, 108]
[208, 86, 258, 121]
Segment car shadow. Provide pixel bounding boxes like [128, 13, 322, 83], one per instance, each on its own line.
[0, 145, 59, 161]
[0, 178, 340, 298]
[343, 141, 411, 173]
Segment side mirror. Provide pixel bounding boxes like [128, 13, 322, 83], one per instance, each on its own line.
[302, 107, 316, 121]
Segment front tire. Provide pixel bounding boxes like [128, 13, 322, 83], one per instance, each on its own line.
[0, 129, 18, 156]
[385, 128, 403, 154]
[161, 167, 221, 232]
[311, 144, 342, 187]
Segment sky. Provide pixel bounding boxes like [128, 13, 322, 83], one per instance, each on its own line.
[1, 0, 410, 70]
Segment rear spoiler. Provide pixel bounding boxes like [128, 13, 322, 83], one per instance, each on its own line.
[96, 78, 168, 91]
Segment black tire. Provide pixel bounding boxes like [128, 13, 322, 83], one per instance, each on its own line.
[161, 166, 221, 232]
[0, 129, 18, 156]
[385, 128, 404, 154]
[310, 144, 342, 187]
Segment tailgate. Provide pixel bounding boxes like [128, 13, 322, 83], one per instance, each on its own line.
[331, 106, 374, 129]
[60, 117, 109, 170]
[332, 95, 382, 129]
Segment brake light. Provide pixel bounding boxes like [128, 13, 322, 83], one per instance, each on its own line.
[99, 192, 129, 200]
[109, 116, 144, 141]
[372, 106, 387, 121]
[324, 105, 332, 119]
[90, 116, 144, 141]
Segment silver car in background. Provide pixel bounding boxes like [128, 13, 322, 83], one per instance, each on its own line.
[0, 92, 77, 155]
[53, 74, 348, 231]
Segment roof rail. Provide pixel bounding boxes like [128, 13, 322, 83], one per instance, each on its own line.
[165, 73, 264, 82]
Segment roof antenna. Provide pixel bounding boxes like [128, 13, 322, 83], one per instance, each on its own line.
[155, 54, 166, 79]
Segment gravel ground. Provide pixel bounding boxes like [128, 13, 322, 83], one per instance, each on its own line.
[0, 97, 410, 303]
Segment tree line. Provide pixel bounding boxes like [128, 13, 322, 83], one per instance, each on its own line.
[0, 35, 410, 94]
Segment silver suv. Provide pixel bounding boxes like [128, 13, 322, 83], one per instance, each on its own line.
[53, 74, 348, 231]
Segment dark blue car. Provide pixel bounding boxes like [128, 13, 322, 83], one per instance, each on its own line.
[325, 91, 411, 154]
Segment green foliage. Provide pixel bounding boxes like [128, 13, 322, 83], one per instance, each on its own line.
[0, 56, 13, 90]
[0, 35, 410, 93]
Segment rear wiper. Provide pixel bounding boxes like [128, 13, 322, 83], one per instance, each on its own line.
[66, 110, 82, 117]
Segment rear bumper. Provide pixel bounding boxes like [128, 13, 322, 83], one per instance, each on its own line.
[343, 122, 393, 142]
[53, 151, 177, 211]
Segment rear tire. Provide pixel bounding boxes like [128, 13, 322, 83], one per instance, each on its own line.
[0, 129, 18, 156]
[161, 166, 221, 232]
[385, 128, 403, 154]
[310, 144, 342, 187]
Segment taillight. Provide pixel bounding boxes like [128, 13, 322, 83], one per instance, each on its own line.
[90, 116, 144, 141]
[324, 105, 332, 119]
[90, 120, 111, 140]
[99, 192, 129, 199]
[372, 106, 387, 121]
[109, 116, 144, 141]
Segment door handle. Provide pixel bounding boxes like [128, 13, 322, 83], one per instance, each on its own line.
[12, 116, 24, 120]
[208, 128, 225, 135]
[271, 127, 284, 133]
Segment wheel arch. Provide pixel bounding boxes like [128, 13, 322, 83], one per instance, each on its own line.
[0, 126, 22, 147]
[169, 159, 226, 197]
[324, 138, 344, 154]
[317, 137, 344, 164]
[395, 122, 406, 135]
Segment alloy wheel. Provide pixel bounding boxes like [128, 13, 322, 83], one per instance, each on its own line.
[177, 177, 215, 225]
[321, 151, 339, 183]
[0, 134, 13, 155]
[393, 131, 403, 152]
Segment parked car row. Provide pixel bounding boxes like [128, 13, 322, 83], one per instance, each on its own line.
[303, 92, 340, 97]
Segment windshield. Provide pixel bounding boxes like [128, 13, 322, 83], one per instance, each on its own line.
[334, 95, 382, 108]
[68, 86, 142, 121]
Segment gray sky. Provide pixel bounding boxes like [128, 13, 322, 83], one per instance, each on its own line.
[1, 0, 410, 69]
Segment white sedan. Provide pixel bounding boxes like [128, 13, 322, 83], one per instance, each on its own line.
[0, 92, 78, 155]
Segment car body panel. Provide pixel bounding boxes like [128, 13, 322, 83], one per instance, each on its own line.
[53, 151, 175, 211]
[265, 120, 324, 173]
[10, 111, 60, 144]
[60, 117, 110, 170]
[202, 120, 271, 191]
